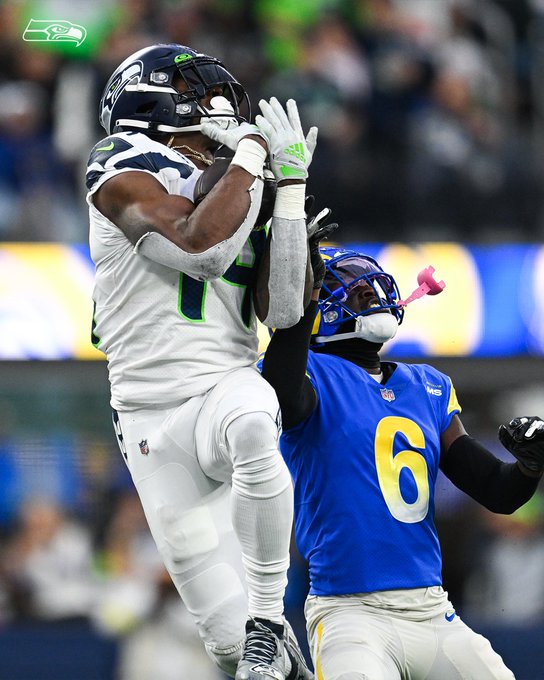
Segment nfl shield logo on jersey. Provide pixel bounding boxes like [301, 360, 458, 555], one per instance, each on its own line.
[139, 439, 150, 455]
[380, 387, 395, 402]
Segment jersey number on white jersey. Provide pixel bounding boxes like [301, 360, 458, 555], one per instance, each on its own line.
[178, 228, 267, 327]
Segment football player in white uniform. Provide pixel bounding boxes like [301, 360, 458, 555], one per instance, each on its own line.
[86, 43, 315, 680]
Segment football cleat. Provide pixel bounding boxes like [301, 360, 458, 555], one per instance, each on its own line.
[235, 617, 285, 680]
[282, 616, 314, 680]
[235, 617, 314, 680]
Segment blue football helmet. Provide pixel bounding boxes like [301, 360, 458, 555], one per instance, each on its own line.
[99, 43, 250, 136]
[312, 247, 404, 341]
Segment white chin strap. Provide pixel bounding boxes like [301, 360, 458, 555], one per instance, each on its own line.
[315, 312, 399, 345]
[116, 95, 239, 134]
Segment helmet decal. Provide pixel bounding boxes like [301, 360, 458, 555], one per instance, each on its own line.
[174, 53, 193, 63]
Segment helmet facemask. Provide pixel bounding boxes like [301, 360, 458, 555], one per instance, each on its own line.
[313, 249, 404, 345]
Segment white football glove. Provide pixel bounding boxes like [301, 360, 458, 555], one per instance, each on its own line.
[255, 97, 318, 181]
[200, 120, 267, 151]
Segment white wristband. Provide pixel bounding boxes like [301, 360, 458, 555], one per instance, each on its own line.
[272, 184, 306, 219]
[231, 138, 267, 177]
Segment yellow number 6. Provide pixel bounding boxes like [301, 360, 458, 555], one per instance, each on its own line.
[375, 416, 429, 523]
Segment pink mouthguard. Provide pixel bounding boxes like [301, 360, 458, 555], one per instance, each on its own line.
[399, 266, 445, 307]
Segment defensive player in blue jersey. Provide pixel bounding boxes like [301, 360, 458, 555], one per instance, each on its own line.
[260, 212, 544, 680]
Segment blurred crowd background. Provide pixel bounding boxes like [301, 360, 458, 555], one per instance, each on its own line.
[2, 0, 544, 243]
[1, 0, 544, 678]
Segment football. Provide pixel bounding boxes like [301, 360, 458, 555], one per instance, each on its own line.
[193, 157, 277, 226]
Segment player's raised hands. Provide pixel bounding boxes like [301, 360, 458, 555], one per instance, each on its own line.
[305, 198, 338, 290]
[498, 416, 544, 474]
[200, 120, 267, 151]
[255, 98, 317, 182]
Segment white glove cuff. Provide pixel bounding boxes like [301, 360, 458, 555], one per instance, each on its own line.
[231, 138, 267, 177]
[272, 184, 306, 219]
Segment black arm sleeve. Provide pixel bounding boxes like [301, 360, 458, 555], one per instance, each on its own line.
[261, 300, 318, 431]
[440, 434, 541, 514]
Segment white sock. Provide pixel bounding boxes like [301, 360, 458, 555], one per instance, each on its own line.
[226, 413, 294, 624]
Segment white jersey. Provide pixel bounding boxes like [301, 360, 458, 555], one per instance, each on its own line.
[86, 131, 268, 411]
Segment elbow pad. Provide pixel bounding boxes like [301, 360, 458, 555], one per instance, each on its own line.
[134, 178, 264, 280]
[263, 185, 307, 328]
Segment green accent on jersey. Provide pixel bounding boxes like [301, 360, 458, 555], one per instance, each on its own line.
[174, 53, 193, 63]
[221, 235, 259, 327]
[178, 273, 207, 322]
[96, 141, 114, 152]
[280, 166, 306, 178]
[177, 229, 267, 327]
[283, 142, 305, 162]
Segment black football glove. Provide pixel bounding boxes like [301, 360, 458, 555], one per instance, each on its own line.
[305, 196, 339, 290]
[498, 416, 544, 474]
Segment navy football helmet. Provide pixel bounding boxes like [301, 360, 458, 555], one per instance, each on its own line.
[312, 247, 404, 342]
[99, 43, 250, 136]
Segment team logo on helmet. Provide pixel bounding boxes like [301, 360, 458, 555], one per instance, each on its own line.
[100, 61, 143, 132]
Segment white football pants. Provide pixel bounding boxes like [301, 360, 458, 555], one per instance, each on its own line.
[115, 366, 293, 677]
[305, 587, 515, 680]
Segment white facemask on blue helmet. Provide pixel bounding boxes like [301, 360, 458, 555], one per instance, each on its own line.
[312, 247, 404, 345]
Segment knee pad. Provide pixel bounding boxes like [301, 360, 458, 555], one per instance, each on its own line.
[226, 412, 279, 460]
[226, 413, 290, 497]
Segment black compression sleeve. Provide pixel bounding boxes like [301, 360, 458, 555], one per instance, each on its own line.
[440, 434, 540, 514]
[261, 300, 318, 430]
